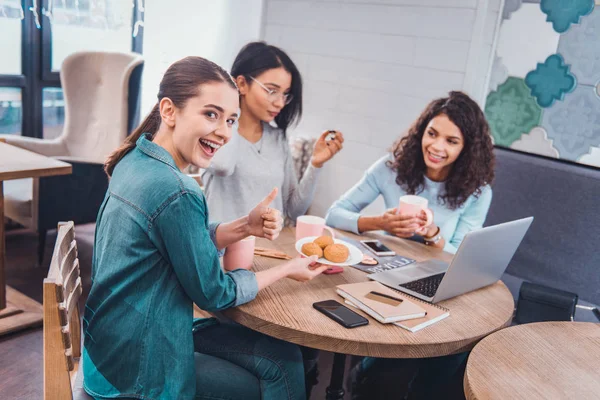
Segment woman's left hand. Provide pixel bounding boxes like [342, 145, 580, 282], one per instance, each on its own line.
[248, 188, 284, 240]
[311, 130, 344, 168]
[418, 209, 437, 237]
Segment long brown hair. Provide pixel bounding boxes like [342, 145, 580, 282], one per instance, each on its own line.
[387, 91, 495, 209]
[105, 56, 237, 176]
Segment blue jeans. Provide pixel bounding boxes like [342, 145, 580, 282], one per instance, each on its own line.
[193, 319, 305, 400]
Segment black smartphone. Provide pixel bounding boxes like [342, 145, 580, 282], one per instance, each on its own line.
[313, 300, 369, 328]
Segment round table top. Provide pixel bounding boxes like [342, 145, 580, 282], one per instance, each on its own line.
[464, 322, 600, 400]
[224, 228, 515, 358]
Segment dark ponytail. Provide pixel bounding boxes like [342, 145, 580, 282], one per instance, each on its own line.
[104, 56, 236, 177]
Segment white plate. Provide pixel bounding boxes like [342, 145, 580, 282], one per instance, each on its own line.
[295, 236, 363, 266]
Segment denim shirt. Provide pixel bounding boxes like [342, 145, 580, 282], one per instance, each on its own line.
[82, 135, 258, 400]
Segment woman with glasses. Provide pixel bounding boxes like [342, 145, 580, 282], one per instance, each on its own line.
[202, 41, 344, 224]
[201, 41, 343, 398]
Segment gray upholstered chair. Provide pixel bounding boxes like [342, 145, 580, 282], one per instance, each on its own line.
[0, 51, 144, 264]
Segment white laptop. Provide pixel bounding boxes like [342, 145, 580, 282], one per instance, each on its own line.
[369, 217, 533, 303]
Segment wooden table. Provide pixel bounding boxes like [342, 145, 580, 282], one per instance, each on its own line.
[0, 141, 72, 336]
[464, 322, 600, 400]
[223, 228, 515, 399]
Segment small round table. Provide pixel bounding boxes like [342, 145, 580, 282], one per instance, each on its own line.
[224, 228, 515, 399]
[464, 322, 600, 400]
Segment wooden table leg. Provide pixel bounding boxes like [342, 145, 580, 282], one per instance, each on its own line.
[0, 181, 43, 336]
[326, 353, 347, 400]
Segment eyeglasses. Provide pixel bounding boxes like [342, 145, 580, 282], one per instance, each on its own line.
[250, 77, 293, 106]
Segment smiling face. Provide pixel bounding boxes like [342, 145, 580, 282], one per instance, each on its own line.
[238, 67, 292, 123]
[166, 82, 239, 169]
[421, 114, 465, 180]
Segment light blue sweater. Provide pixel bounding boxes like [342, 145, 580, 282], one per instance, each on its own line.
[325, 155, 492, 254]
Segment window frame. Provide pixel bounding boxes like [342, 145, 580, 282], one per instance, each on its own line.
[0, 0, 143, 139]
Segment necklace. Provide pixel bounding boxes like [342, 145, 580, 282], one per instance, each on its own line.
[254, 136, 264, 154]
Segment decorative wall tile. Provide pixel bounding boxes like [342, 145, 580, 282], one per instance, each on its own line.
[542, 85, 600, 160]
[497, 4, 561, 78]
[485, 77, 543, 147]
[558, 8, 600, 86]
[510, 126, 560, 157]
[488, 56, 509, 93]
[503, 0, 523, 20]
[525, 54, 577, 107]
[540, 0, 594, 33]
[578, 146, 600, 167]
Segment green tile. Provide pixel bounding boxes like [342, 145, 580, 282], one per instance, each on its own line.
[485, 77, 543, 147]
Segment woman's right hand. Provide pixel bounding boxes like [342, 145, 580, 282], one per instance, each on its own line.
[380, 208, 423, 238]
[283, 256, 329, 282]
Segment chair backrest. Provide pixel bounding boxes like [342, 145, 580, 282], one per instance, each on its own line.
[60, 51, 144, 162]
[43, 221, 82, 399]
[486, 147, 600, 304]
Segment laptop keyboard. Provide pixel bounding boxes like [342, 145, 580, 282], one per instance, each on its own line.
[400, 273, 445, 298]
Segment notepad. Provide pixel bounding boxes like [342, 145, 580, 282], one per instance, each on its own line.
[341, 283, 450, 332]
[336, 281, 426, 323]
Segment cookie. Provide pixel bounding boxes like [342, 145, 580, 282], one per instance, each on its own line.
[360, 255, 378, 266]
[301, 242, 323, 258]
[323, 244, 349, 263]
[313, 235, 334, 249]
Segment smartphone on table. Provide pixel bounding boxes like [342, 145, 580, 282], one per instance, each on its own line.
[360, 239, 395, 257]
[313, 300, 369, 328]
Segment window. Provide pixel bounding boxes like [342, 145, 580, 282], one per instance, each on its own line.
[42, 87, 64, 139]
[0, 0, 143, 138]
[49, 0, 134, 71]
[0, 3, 22, 75]
[0, 88, 22, 135]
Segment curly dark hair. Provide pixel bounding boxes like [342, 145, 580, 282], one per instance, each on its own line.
[387, 91, 495, 210]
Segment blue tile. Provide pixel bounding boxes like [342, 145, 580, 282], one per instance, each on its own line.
[525, 54, 577, 108]
[542, 84, 600, 160]
[558, 8, 600, 86]
[541, 0, 594, 33]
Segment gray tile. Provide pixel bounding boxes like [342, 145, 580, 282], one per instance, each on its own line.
[558, 8, 600, 86]
[542, 84, 600, 160]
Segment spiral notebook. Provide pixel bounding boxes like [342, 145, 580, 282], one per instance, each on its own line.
[343, 286, 450, 332]
[336, 282, 426, 323]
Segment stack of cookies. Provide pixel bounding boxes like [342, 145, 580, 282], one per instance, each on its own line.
[301, 236, 349, 263]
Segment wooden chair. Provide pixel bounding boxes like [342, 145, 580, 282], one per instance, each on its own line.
[43, 221, 91, 399]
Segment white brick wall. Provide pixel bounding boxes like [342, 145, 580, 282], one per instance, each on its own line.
[261, 0, 499, 217]
[141, 0, 263, 115]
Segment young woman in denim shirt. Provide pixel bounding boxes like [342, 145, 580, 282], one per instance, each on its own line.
[326, 91, 495, 399]
[82, 57, 328, 400]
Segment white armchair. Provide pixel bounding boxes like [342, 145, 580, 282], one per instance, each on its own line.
[1, 51, 144, 264]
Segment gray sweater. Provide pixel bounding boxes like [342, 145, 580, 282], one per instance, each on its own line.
[201, 123, 321, 222]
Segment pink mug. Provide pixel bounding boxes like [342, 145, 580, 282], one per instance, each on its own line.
[397, 195, 433, 234]
[223, 236, 256, 271]
[295, 216, 335, 241]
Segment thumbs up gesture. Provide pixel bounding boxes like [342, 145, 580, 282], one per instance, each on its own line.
[248, 187, 283, 240]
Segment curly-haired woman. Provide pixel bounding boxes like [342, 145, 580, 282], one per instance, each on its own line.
[325, 91, 495, 399]
[326, 91, 494, 254]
